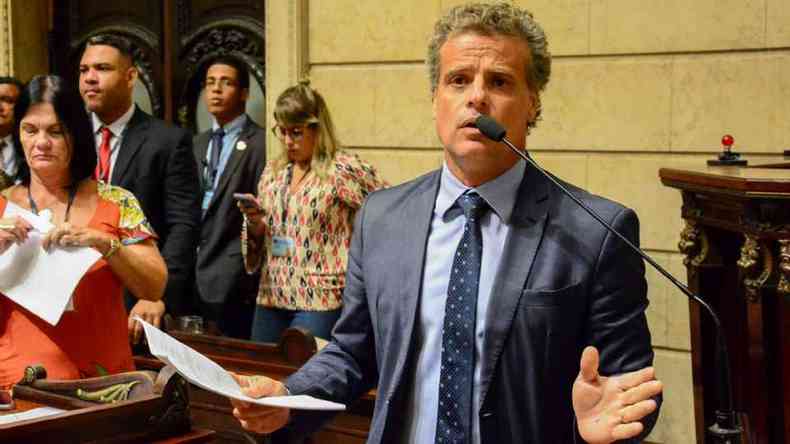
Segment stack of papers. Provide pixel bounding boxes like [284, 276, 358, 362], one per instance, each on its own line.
[137, 317, 345, 411]
[0, 203, 101, 325]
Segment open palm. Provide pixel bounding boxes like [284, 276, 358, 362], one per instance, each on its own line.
[572, 346, 663, 444]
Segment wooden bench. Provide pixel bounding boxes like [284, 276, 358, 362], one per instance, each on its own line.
[135, 328, 374, 443]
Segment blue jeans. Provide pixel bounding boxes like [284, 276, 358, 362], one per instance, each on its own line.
[250, 306, 341, 343]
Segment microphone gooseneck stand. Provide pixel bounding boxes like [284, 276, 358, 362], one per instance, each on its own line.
[474, 115, 745, 443]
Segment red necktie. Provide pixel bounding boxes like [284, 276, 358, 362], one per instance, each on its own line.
[95, 127, 112, 182]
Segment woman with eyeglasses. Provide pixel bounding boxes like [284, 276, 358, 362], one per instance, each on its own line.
[237, 82, 386, 343]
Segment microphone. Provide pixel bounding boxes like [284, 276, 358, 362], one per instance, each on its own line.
[475, 115, 744, 443]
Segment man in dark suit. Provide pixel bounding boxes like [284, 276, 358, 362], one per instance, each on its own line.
[231, 4, 662, 443]
[193, 56, 265, 339]
[0, 77, 22, 189]
[79, 34, 201, 342]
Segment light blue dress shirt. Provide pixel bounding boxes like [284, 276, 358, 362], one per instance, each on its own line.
[402, 159, 526, 444]
[202, 113, 247, 212]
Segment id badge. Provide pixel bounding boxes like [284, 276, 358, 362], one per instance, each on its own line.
[201, 190, 213, 211]
[272, 236, 295, 257]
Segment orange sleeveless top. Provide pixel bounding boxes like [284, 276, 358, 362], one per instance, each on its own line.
[0, 183, 156, 387]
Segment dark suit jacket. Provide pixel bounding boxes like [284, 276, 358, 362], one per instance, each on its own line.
[112, 107, 201, 317]
[193, 116, 265, 324]
[284, 162, 659, 443]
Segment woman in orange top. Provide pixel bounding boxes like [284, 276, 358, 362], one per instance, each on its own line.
[0, 75, 167, 388]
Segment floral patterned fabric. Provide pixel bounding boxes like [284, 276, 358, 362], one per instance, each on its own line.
[97, 181, 157, 244]
[0, 181, 156, 387]
[243, 151, 386, 311]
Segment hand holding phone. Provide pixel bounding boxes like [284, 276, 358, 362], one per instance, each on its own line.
[233, 193, 260, 210]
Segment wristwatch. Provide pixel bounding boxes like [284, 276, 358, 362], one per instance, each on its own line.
[104, 237, 121, 259]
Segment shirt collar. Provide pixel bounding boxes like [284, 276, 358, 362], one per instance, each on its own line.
[212, 113, 247, 134]
[436, 159, 525, 224]
[92, 103, 136, 136]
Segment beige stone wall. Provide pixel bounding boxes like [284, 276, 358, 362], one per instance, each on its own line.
[264, 1, 790, 442]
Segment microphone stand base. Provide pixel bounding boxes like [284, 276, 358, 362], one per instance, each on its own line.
[707, 410, 747, 444]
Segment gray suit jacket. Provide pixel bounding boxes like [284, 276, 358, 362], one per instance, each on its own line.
[193, 116, 266, 311]
[284, 163, 658, 443]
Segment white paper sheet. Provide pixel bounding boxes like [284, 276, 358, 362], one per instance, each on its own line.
[0, 406, 65, 425]
[136, 317, 345, 411]
[0, 202, 101, 325]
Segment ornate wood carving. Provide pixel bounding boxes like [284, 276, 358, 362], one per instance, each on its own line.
[679, 220, 709, 267]
[777, 240, 790, 296]
[177, 24, 265, 129]
[737, 234, 773, 303]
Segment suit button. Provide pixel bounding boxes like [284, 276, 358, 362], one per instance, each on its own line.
[481, 411, 493, 418]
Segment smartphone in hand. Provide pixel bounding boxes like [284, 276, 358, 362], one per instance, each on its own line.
[233, 193, 260, 210]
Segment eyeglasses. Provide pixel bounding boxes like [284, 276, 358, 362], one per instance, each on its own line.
[271, 124, 314, 142]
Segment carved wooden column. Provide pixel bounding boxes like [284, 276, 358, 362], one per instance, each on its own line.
[661, 165, 790, 444]
[736, 234, 773, 439]
[776, 240, 790, 441]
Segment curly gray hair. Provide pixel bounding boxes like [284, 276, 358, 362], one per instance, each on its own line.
[427, 2, 551, 130]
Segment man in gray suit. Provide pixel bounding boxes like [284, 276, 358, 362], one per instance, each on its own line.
[232, 3, 662, 443]
[193, 55, 265, 338]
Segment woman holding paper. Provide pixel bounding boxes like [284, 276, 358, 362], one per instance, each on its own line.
[0, 75, 166, 388]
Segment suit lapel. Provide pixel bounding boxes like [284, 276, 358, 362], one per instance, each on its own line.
[194, 131, 211, 193]
[112, 108, 149, 185]
[478, 162, 551, 404]
[204, 119, 256, 218]
[388, 172, 441, 396]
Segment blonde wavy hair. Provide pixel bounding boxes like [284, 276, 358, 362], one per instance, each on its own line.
[270, 81, 340, 180]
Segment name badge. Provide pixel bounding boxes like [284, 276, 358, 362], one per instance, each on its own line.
[272, 236, 295, 257]
[201, 191, 213, 210]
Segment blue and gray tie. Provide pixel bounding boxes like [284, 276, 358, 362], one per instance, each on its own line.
[436, 191, 488, 444]
[208, 127, 225, 186]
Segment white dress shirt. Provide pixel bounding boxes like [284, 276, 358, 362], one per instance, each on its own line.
[91, 103, 136, 180]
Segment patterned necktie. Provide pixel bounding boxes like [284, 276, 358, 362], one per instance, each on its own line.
[208, 127, 225, 186]
[436, 191, 488, 444]
[95, 127, 112, 182]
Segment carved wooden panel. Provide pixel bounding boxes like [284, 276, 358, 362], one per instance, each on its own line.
[174, 0, 265, 131]
[50, 0, 265, 125]
[50, 0, 165, 118]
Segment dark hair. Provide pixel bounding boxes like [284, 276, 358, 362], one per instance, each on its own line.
[203, 55, 250, 90]
[0, 76, 23, 91]
[85, 34, 135, 64]
[13, 75, 97, 186]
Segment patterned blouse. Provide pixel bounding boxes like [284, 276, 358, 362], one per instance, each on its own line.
[243, 151, 386, 311]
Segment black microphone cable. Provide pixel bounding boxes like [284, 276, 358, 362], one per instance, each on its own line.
[475, 114, 744, 443]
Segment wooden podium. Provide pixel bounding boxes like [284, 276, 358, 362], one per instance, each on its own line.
[0, 366, 214, 443]
[660, 165, 790, 444]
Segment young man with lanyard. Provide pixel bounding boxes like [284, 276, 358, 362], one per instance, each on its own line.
[193, 55, 265, 339]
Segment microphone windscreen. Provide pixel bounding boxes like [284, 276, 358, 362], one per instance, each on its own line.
[475, 115, 506, 141]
